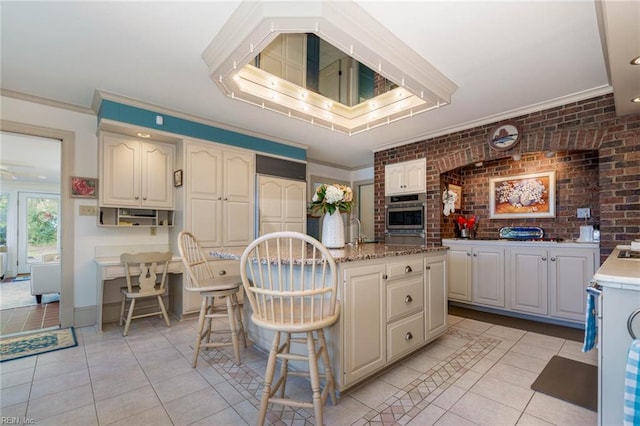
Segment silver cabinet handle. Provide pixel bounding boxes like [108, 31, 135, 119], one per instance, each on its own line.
[405, 265, 412, 273]
[473, 253, 478, 257]
[382, 274, 388, 280]
[405, 332, 413, 341]
[219, 270, 226, 276]
[550, 257, 556, 261]
[142, 197, 147, 200]
[541, 257, 547, 261]
[134, 196, 139, 200]
[405, 295, 413, 303]
[218, 197, 222, 200]
[426, 265, 431, 270]
[467, 252, 471, 256]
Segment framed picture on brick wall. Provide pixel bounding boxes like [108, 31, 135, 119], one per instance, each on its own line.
[489, 171, 555, 218]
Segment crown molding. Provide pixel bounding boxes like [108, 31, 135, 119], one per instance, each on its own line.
[372, 85, 614, 153]
[1, 88, 95, 115]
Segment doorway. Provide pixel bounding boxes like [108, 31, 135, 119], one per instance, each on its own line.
[0, 126, 69, 335]
[353, 179, 375, 242]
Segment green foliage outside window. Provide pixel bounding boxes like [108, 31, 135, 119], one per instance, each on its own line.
[0, 193, 7, 246]
[27, 198, 58, 246]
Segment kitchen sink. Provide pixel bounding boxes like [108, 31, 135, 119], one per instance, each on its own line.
[618, 250, 640, 259]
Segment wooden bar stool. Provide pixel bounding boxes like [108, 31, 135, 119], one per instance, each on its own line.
[177, 231, 247, 367]
[240, 231, 340, 425]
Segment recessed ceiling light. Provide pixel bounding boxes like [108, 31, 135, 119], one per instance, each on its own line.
[631, 56, 640, 65]
[136, 132, 151, 138]
[632, 97, 640, 103]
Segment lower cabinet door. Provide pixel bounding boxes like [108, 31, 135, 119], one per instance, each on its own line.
[343, 263, 386, 387]
[387, 313, 425, 362]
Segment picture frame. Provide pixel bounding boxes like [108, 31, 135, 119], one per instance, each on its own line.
[70, 176, 97, 199]
[173, 169, 183, 187]
[489, 171, 556, 218]
[488, 120, 521, 151]
[448, 184, 462, 210]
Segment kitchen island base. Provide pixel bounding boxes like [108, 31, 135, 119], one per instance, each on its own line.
[240, 249, 449, 392]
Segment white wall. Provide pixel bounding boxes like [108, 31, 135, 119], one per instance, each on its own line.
[1, 95, 171, 309]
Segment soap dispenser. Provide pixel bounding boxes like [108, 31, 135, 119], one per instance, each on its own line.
[593, 224, 600, 242]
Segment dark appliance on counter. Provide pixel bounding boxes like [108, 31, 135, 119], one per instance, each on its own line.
[384, 193, 426, 245]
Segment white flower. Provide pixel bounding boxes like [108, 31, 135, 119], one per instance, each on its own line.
[312, 193, 319, 202]
[324, 185, 344, 204]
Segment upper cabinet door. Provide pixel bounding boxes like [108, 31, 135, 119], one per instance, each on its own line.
[384, 158, 426, 195]
[100, 133, 175, 209]
[223, 151, 253, 201]
[140, 142, 175, 208]
[100, 135, 141, 207]
[403, 159, 426, 194]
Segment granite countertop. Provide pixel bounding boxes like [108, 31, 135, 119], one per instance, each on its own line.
[594, 245, 640, 288]
[210, 242, 447, 264]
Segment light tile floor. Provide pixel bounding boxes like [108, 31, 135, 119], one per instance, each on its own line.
[0, 314, 597, 425]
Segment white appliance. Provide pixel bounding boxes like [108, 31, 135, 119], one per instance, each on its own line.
[593, 245, 640, 426]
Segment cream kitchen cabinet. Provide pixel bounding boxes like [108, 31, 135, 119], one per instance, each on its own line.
[472, 246, 505, 308]
[509, 247, 549, 315]
[385, 257, 425, 362]
[168, 139, 254, 318]
[343, 263, 386, 386]
[425, 254, 448, 339]
[176, 140, 254, 249]
[341, 252, 448, 388]
[445, 242, 472, 302]
[384, 158, 426, 195]
[99, 132, 175, 209]
[510, 246, 597, 322]
[444, 240, 504, 308]
[257, 175, 306, 235]
[444, 239, 598, 325]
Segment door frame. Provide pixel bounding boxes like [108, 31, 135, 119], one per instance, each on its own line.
[1, 120, 75, 329]
[353, 179, 374, 242]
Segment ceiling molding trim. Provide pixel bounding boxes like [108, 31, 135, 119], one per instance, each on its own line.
[1, 88, 95, 115]
[372, 85, 613, 153]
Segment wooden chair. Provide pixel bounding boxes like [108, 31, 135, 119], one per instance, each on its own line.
[119, 251, 172, 336]
[240, 231, 340, 426]
[177, 231, 247, 367]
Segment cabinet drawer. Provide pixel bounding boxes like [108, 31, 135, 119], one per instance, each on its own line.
[387, 313, 425, 361]
[387, 277, 424, 322]
[208, 259, 241, 278]
[386, 258, 423, 280]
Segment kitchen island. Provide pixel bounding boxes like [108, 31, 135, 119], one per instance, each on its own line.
[211, 242, 449, 392]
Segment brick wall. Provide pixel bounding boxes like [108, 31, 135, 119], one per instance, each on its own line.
[374, 94, 640, 262]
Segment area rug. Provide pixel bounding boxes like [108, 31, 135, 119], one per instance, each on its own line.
[531, 355, 597, 411]
[0, 327, 77, 362]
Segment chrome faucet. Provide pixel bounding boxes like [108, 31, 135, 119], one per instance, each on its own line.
[350, 215, 365, 244]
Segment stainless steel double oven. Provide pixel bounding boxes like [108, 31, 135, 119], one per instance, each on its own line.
[384, 193, 426, 245]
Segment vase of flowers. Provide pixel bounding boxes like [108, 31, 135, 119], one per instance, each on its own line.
[310, 184, 353, 248]
[456, 215, 478, 239]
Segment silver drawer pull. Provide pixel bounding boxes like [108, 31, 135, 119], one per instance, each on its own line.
[405, 332, 413, 341]
[382, 274, 388, 280]
[405, 265, 412, 273]
[405, 295, 413, 304]
[218, 270, 226, 276]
